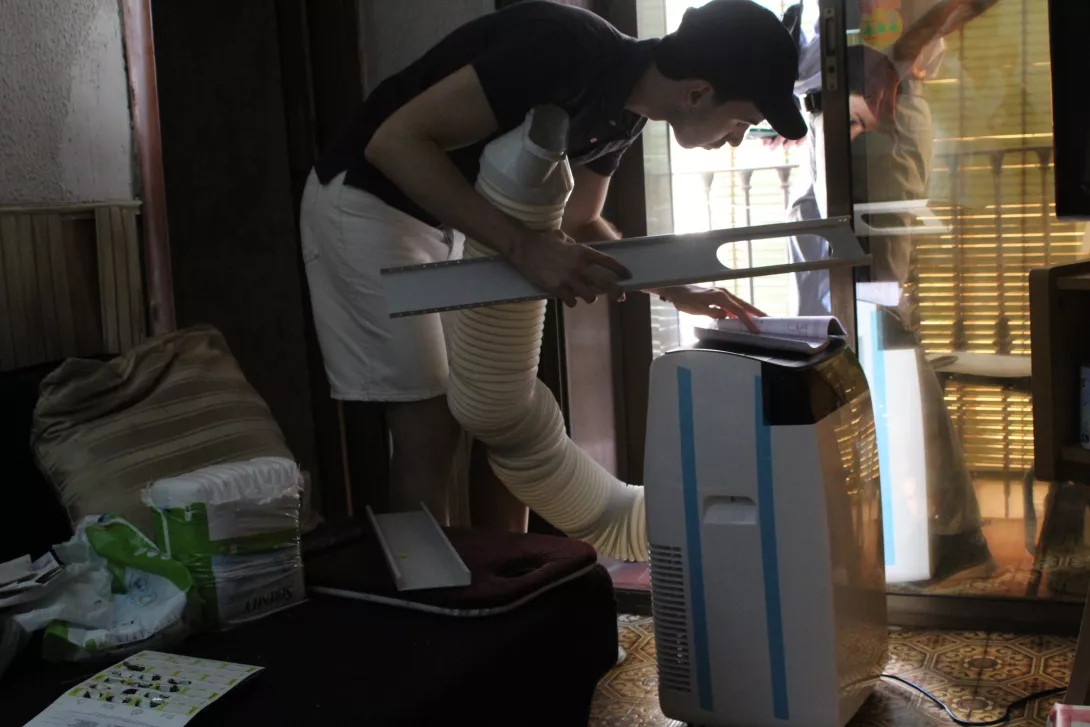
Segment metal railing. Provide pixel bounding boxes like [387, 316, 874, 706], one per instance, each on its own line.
[648, 163, 801, 357]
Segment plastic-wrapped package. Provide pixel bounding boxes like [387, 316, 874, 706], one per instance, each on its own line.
[143, 457, 305, 629]
[8, 515, 193, 662]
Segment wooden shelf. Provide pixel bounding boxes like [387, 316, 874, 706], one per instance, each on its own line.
[1058, 273, 1090, 291]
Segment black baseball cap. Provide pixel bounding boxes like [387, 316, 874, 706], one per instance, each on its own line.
[667, 0, 807, 140]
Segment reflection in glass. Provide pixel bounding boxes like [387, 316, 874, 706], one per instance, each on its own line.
[791, 0, 1088, 599]
[637, 0, 1090, 601]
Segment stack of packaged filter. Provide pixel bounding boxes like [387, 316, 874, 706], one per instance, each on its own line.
[142, 457, 305, 629]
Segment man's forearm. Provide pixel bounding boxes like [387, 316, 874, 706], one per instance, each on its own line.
[563, 216, 681, 300]
[565, 216, 621, 244]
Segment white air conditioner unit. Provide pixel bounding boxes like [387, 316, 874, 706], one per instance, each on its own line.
[644, 336, 889, 727]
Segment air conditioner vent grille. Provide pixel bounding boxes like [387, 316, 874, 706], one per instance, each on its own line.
[649, 543, 692, 694]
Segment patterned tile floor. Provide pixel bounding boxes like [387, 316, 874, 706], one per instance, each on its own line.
[590, 616, 1075, 727]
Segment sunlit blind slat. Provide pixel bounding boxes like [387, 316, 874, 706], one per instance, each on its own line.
[918, 0, 1078, 473]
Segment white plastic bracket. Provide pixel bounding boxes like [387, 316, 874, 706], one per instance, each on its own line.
[381, 216, 870, 317]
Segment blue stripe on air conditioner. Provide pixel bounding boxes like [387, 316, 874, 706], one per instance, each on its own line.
[676, 366, 713, 713]
[754, 375, 789, 721]
[869, 309, 896, 566]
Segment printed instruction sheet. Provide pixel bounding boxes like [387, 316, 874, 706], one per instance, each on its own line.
[24, 650, 262, 727]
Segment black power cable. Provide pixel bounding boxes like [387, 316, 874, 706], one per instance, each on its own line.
[882, 673, 1067, 726]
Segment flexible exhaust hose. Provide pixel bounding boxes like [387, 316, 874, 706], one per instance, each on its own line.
[446, 106, 648, 562]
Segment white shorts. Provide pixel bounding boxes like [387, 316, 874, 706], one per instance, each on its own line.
[300, 171, 464, 402]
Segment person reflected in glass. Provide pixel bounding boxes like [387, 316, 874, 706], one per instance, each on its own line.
[773, 0, 1002, 585]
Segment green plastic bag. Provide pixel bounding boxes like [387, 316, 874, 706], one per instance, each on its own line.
[41, 515, 194, 661]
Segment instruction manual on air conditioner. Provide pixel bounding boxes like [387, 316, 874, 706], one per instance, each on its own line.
[23, 650, 261, 727]
[694, 316, 847, 355]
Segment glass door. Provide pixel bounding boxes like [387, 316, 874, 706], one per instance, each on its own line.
[832, 0, 1088, 605]
[625, 0, 1090, 618]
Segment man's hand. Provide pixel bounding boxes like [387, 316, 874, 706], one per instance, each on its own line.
[509, 229, 631, 308]
[762, 134, 806, 151]
[657, 285, 766, 333]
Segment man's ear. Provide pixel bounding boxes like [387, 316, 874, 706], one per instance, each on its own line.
[686, 82, 714, 108]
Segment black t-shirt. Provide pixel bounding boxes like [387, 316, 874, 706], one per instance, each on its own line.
[313, 1, 655, 227]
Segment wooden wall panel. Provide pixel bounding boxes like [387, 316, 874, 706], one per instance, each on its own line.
[48, 216, 78, 357]
[94, 207, 146, 356]
[0, 203, 146, 372]
[94, 209, 118, 353]
[0, 221, 14, 367]
[0, 216, 30, 368]
[31, 216, 61, 362]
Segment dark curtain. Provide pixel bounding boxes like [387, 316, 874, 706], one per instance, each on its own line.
[151, 0, 379, 520]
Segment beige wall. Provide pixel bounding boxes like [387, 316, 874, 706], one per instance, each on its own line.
[0, 0, 134, 204]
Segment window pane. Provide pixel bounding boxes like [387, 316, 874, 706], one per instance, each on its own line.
[638, 0, 809, 356]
